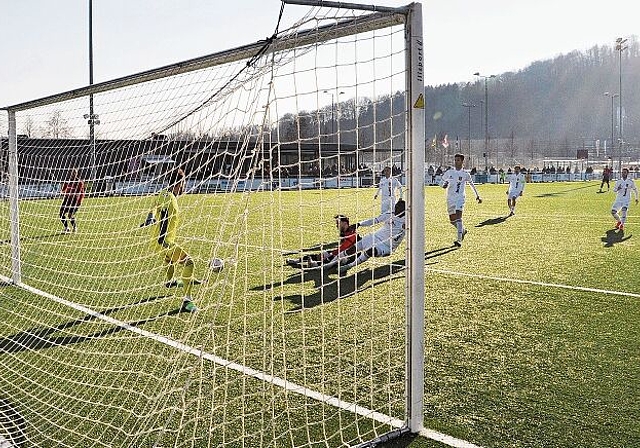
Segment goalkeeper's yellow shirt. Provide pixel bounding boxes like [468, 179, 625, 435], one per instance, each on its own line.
[154, 189, 180, 247]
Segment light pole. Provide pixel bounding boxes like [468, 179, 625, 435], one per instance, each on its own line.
[604, 92, 618, 156]
[462, 103, 476, 164]
[474, 72, 496, 171]
[616, 37, 628, 174]
[87, 0, 100, 182]
[323, 90, 345, 141]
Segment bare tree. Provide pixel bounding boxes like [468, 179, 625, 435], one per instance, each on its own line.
[22, 116, 36, 137]
[45, 110, 72, 139]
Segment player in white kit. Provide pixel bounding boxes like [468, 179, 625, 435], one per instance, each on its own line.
[506, 165, 526, 216]
[611, 168, 638, 231]
[324, 200, 406, 275]
[441, 154, 482, 247]
[374, 166, 403, 214]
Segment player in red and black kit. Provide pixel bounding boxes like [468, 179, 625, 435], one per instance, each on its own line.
[599, 166, 612, 193]
[286, 214, 360, 269]
[60, 168, 85, 233]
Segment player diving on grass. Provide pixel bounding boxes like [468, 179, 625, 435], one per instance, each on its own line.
[611, 167, 639, 231]
[324, 199, 406, 275]
[141, 168, 200, 313]
[506, 165, 525, 216]
[441, 153, 482, 247]
[286, 214, 360, 269]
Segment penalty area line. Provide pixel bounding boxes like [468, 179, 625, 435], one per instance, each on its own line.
[428, 268, 640, 299]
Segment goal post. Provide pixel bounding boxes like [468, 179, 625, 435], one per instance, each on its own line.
[0, 2, 425, 447]
[405, 1, 425, 434]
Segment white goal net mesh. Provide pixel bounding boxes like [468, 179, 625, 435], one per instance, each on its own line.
[0, 3, 420, 447]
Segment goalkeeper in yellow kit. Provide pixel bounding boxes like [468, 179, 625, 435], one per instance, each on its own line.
[142, 168, 199, 313]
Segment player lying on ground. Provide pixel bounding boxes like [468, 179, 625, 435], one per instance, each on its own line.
[286, 215, 360, 269]
[324, 199, 406, 275]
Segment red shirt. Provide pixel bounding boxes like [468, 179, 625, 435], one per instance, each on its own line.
[332, 224, 358, 256]
[62, 180, 85, 206]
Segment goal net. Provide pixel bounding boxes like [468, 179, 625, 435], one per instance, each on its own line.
[0, 2, 424, 447]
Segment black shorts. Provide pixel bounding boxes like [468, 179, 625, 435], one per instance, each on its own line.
[60, 203, 79, 217]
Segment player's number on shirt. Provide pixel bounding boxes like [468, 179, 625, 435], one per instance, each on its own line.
[455, 182, 461, 193]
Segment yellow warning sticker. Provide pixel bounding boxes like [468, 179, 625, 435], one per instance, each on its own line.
[413, 93, 425, 109]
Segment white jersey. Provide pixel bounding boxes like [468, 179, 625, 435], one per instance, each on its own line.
[441, 168, 478, 200]
[357, 212, 406, 256]
[613, 177, 638, 205]
[507, 173, 526, 195]
[377, 176, 402, 200]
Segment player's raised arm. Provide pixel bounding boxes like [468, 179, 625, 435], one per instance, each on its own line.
[358, 211, 392, 228]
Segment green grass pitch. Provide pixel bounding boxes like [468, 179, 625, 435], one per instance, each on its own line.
[0, 180, 638, 447]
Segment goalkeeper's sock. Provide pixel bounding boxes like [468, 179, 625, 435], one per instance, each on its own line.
[165, 264, 175, 283]
[60, 216, 68, 230]
[182, 258, 195, 297]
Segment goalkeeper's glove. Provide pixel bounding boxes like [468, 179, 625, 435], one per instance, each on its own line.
[140, 212, 156, 227]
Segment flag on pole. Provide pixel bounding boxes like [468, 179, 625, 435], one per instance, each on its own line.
[442, 134, 449, 149]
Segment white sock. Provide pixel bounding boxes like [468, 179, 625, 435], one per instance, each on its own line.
[455, 220, 464, 240]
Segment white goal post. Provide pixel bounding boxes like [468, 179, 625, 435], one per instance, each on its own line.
[0, 2, 424, 447]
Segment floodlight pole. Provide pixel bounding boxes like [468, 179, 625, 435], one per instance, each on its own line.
[604, 92, 618, 157]
[89, 0, 97, 182]
[616, 37, 627, 175]
[474, 72, 495, 170]
[462, 103, 476, 163]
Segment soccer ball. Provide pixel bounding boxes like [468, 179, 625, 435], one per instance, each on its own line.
[209, 257, 224, 272]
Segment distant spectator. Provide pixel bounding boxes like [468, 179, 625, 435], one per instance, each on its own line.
[427, 165, 436, 184]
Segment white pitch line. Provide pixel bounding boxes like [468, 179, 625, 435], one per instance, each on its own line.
[0, 276, 475, 448]
[1, 276, 488, 448]
[428, 268, 640, 298]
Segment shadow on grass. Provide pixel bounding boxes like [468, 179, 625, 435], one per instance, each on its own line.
[0, 232, 68, 245]
[0, 397, 27, 447]
[0, 294, 177, 354]
[265, 246, 454, 312]
[601, 229, 632, 247]
[281, 241, 338, 256]
[534, 183, 594, 198]
[475, 215, 508, 227]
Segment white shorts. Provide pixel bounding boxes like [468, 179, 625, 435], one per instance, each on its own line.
[612, 198, 630, 211]
[380, 197, 395, 214]
[355, 234, 392, 257]
[447, 196, 465, 215]
[508, 189, 523, 200]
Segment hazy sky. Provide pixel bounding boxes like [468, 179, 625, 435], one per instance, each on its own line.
[0, 0, 637, 107]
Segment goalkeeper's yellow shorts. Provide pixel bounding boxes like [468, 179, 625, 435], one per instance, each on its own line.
[158, 242, 189, 264]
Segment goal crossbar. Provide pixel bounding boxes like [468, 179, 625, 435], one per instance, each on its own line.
[2, 9, 406, 112]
